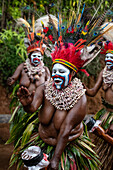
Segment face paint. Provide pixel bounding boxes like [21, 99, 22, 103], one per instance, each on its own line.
[52, 63, 71, 89]
[105, 53, 113, 70]
[30, 51, 43, 66]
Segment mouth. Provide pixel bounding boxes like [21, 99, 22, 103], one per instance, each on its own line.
[106, 62, 112, 66]
[54, 78, 63, 84]
[33, 59, 40, 65]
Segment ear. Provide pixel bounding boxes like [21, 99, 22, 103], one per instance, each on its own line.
[71, 70, 75, 78]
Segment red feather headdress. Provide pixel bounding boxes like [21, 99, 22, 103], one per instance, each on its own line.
[101, 41, 113, 55]
[52, 42, 85, 73]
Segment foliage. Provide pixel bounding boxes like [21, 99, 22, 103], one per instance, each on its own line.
[6, 85, 100, 169]
[7, 110, 100, 170]
[0, 28, 27, 90]
[78, 55, 103, 86]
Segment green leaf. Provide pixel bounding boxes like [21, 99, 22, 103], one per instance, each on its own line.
[46, 145, 53, 154]
[14, 137, 22, 149]
[10, 84, 19, 98]
[65, 152, 70, 170]
[21, 122, 34, 146]
[9, 155, 19, 168]
[78, 141, 96, 154]
[9, 105, 20, 123]
[17, 159, 23, 170]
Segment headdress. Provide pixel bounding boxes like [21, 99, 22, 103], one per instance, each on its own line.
[101, 41, 113, 55]
[16, 18, 46, 55]
[100, 21, 113, 55]
[16, 6, 58, 57]
[42, 5, 113, 75]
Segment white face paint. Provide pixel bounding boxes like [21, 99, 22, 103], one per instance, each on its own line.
[105, 53, 113, 70]
[52, 63, 71, 89]
[30, 51, 43, 66]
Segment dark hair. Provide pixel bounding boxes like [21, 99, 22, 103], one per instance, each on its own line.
[28, 51, 34, 59]
[28, 50, 41, 59]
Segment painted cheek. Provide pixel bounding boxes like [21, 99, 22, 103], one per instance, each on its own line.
[69, 74, 72, 84]
[105, 59, 113, 63]
[52, 75, 65, 89]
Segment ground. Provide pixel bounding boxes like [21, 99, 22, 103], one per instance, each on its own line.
[0, 86, 14, 170]
[0, 80, 103, 170]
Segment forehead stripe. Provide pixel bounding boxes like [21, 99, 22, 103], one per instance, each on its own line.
[53, 59, 78, 72]
[106, 50, 113, 54]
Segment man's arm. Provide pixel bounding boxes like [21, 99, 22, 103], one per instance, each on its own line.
[85, 69, 103, 97]
[17, 85, 44, 113]
[7, 63, 23, 85]
[49, 95, 87, 170]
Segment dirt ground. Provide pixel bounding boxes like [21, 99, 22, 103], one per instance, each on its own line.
[0, 85, 14, 170]
[0, 123, 26, 170]
[0, 123, 15, 170]
[0, 81, 104, 170]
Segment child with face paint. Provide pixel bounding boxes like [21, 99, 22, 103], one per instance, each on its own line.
[7, 34, 50, 94]
[84, 41, 113, 170]
[17, 42, 100, 170]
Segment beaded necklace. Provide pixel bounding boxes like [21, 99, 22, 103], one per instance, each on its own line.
[103, 66, 113, 84]
[45, 77, 86, 110]
[24, 58, 45, 82]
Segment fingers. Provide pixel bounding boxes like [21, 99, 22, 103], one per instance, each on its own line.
[31, 90, 35, 98]
[17, 86, 30, 97]
[7, 77, 12, 85]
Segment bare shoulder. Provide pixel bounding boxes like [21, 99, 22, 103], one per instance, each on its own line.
[17, 63, 24, 69]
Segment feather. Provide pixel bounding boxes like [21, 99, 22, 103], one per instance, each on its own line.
[83, 48, 101, 67]
[79, 3, 85, 22]
[35, 14, 58, 33]
[16, 18, 31, 33]
[88, 25, 113, 46]
[48, 12, 58, 40]
[100, 22, 113, 43]
[89, 0, 104, 24]
[32, 13, 35, 32]
[94, 10, 109, 28]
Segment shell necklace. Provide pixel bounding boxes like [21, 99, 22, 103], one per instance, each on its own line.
[45, 77, 86, 110]
[24, 58, 45, 82]
[103, 66, 113, 84]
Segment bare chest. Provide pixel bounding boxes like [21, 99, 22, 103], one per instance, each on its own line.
[19, 70, 46, 92]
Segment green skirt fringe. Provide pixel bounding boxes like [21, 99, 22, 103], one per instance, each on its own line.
[91, 105, 113, 170]
[17, 123, 100, 170]
[7, 102, 100, 170]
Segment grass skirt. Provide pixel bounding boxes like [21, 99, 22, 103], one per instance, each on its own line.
[91, 102, 113, 170]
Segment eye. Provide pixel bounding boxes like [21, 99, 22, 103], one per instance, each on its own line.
[52, 70, 56, 74]
[59, 69, 65, 73]
[38, 55, 41, 58]
[110, 56, 113, 59]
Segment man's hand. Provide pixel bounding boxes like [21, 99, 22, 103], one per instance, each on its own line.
[106, 124, 113, 137]
[7, 77, 15, 85]
[17, 86, 35, 106]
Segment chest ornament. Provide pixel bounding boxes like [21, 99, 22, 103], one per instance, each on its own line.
[45, 77, 86, 110]
[24, 58, 45, 82]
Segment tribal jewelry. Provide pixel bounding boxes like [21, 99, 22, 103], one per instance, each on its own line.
[45, 77, 86, 110]
[24, 58, 45, 82]
[103, 66, 113, 84]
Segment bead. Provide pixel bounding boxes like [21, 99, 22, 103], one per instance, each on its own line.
[45, 77, 85, 110]
[34, 74, 40, 80]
